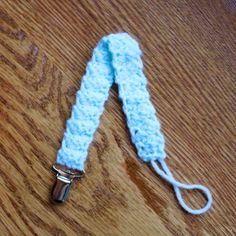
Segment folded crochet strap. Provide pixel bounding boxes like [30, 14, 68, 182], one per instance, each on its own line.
[55, 33, 212, 215]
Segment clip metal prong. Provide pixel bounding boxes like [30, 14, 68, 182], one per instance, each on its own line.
[51, 164, 84, 203]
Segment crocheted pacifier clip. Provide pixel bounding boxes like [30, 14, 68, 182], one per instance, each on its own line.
[51, 33, 212, 215]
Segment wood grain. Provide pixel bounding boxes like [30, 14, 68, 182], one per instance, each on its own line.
[0, 0, 235, 235]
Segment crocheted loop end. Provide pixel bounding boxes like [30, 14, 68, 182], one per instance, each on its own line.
[150, 159, 212, 215]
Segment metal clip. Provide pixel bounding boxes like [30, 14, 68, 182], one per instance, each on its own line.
[51, 164, 84, 203]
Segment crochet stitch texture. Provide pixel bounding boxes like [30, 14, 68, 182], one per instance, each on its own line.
[56, 33, 212, 215]
[57, 33, 165, 170]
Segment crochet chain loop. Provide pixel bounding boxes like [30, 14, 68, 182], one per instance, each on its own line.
[56, 33, 212, 215]
[150, 160, 212, 215]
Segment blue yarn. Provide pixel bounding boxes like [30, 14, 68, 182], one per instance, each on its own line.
[56, 33, 212, 215]
[151, 160, 212, 215]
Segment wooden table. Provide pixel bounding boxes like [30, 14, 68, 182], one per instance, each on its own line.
[0, 1, 235, 235]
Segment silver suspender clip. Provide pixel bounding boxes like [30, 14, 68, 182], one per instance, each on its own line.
[51, 164, 84, 203]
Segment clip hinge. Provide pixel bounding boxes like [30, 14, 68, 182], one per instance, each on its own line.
[51, 165, 84, 203]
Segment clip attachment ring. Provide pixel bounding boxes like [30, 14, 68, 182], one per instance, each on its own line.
[51, 164, 84, 203]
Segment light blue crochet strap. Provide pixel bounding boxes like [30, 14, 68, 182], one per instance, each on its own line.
[56, 33, 212, 215]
